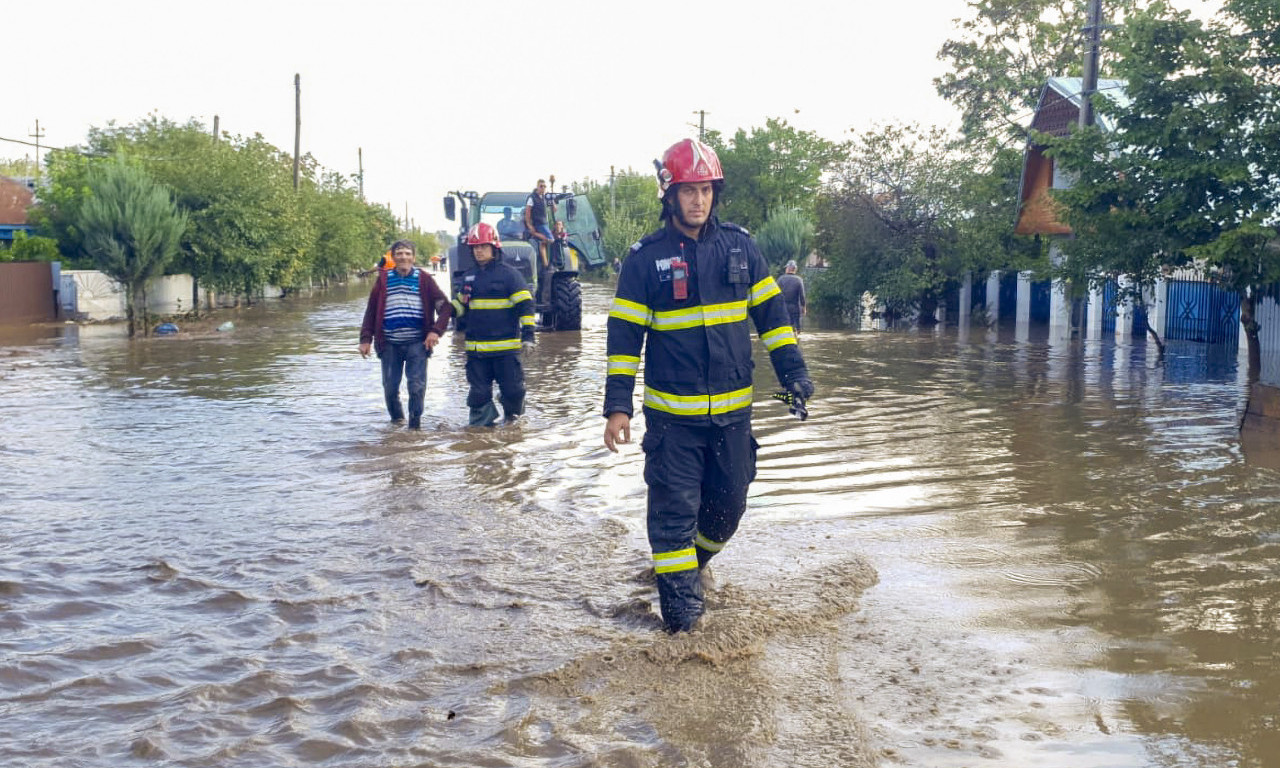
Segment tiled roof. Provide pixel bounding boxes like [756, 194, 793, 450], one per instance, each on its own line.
[0, 176, 34, 226]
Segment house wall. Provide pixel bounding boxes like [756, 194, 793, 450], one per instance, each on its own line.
[1015, 148, 1072, 236]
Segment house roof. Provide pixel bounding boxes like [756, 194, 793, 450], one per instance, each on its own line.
[1031, 77, 1130, 137]
[1015, 78, 1129, 236]
[0, 176, 35, 226]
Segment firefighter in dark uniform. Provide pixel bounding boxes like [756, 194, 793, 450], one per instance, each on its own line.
[602, 138, 814, 632]
[452, 222, 536, 426]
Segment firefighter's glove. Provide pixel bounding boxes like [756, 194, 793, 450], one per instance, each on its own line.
[771, 390, 809, 421]
[787, 377, 815, 401]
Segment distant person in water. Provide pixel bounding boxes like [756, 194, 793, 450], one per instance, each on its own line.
[777, 259, 807, 332]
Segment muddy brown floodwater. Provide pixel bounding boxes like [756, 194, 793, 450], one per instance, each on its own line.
[1, 280, 1277, 768]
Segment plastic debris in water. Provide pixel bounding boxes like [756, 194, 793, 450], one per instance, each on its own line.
[154, 323, 179, 335]
[216, 321, 235, 332]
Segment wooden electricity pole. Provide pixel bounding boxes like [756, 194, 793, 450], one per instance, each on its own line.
[293, 74, 301, 191]
[1079, 0, 1103, 129]
[28, 119, 44, 183]
[212, 115, 220, 142]
[691, 110, 708, 141]
[358, 148, 364, 199]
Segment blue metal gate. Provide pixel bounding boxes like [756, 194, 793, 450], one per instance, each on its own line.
[1101, 280, 1117, 334]
[1165, 279, 1240, 345]
[1030, 280, 1051, 323]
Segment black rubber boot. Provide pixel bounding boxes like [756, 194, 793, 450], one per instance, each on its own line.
[469, 402, 499, 427]
[656, 568, 705, 633]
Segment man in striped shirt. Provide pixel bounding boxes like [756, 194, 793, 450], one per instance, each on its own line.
[359, 240, 452, 429]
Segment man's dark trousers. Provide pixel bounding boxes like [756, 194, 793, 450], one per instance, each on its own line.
[380, 342, 428, 422]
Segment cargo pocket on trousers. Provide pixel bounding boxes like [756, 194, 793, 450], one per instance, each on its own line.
[641, 425, 667, 487]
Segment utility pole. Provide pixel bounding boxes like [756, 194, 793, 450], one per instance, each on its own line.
[212, 115, 220, 142]
[404, 202, 409, 231]
[358, 148, 364, 199]
[28, 119, 44, 184]
[610, 165, 616, 213]
[293, 74, 301, 191]
[1079, 0, 1102, 129]
[691, 110, 708, 141]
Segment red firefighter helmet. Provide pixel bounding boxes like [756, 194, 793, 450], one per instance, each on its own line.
[657, 138, 723, 198]
[465, 222, 501, 248]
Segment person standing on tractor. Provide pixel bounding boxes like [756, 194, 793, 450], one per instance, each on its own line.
[524, 178, 556, 271]
[602, 138, 814, 633]
[451, 222, 536, 427]
[359, 240, 452, 429]
[551, 220, 570, 268]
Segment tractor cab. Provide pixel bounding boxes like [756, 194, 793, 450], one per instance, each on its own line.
[444, 188, 604, 331]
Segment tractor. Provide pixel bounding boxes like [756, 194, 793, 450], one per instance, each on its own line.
[443, 186, 604, 331]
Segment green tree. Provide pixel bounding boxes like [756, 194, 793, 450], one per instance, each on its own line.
[0, 157, 38, 178]
[6, 232, 61, 262]
[822, 125, 965, 323]
[581, 170, 662, 265]
[32, 114, 401, 302]
[756, 208, 814, 271]
[91, 119, 310, 300]
[1047, 0, 1280, 374]
[815, 125, 1043, 324]
[78, 157, 186, 336]
[26, 149, 96, 268]
[305, 174, 396, 284]
[936, 0, 1139, 147]
[393, 225, 443, 264]
[704, 118, 848, 232]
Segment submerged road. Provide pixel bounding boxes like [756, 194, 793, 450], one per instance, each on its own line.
[1, 279, 1275, 767]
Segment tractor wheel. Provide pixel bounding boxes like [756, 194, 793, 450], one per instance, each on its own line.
[551, 275, 582, 331]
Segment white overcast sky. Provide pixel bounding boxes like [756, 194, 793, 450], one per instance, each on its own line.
[5, 0, 1221, 234]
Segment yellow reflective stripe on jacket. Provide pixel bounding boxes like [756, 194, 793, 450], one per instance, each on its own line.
[465, 337, 522, 352]
[650, 300, 748, 331]
[644, 385, 753, 416]
[519, 314, 535, 327]
[451, 299, 466, 316]
[654, 547, 698, 574]
[510, 289, 533, 304]
[761, 325, 798, 351]
[694, 532, 725, 553]
[609, 297, 652, 327]
[607, 354, 640, 376]
[471, 298, 514, 310]
[748, 276, 781, 307]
